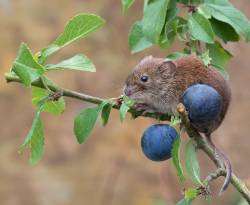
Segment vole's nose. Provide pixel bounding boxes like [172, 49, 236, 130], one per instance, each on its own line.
[124, 86, 133, 96]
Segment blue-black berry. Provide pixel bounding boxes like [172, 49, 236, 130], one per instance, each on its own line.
[141, 124, 178, 161]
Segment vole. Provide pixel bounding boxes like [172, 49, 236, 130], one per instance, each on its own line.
[124, 55, 231, 193]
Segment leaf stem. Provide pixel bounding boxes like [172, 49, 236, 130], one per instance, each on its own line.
[41, 76, 53, 93]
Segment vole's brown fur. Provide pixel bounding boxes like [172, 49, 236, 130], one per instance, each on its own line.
[174, 56, 231, 132]
[124, 55, 231, 193]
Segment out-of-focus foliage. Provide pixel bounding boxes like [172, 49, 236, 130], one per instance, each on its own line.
[128, 0, 250, 77]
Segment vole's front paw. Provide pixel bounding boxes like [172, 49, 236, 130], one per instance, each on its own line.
[134, 103, 155, 115]
[110, 95, 124, 106]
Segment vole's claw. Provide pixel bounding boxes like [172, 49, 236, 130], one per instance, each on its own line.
[134, 103, 154, 113]
[142, 110, 155, 115]
[134, 103, 145, 109]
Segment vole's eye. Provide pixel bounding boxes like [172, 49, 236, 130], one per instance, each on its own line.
[140, 75, 148, 82]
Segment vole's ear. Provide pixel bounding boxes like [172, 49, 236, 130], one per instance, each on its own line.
[140, 55, 153, 64]
[158, 59, 177, 77]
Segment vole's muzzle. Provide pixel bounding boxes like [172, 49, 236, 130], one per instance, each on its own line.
[124, 87, 132, 96]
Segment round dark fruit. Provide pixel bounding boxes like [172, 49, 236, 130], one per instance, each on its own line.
[181, 84, 222, 132]
[141, 124, 178, 161]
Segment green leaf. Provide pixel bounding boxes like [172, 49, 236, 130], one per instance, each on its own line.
[45, 54, 96, 72]
[188, 12, 215, 43]
[101, 102, 113, 126]
[39, 45, 58, 64]
[142, 0, 170, 43]
[197, 7, 211, 19]
[120, 102, 130, 122]
[170, 116, 182, 126]
[40, 14, 105, 63]
[207, 41, 232, 79]
[123, 95, 135, 107]
[177, 199, 192, 205]
[200, 50, 211, 66]
[119, 96, 134, 122]
[192, 0, 204, 3]
[159, 1, 178, 48]
[54, 14, 105, 50]
[12, 43, 45, 86]
[177, 0, 204, 4]
[34, 51, 42, 62]
[176, 17, 188, 34]
[176, 0, 188, 3]
[171, 17, 189, 42]
[143, 0, 153, 12]
[159, 22, 176, 49]
[201, 0, 250, 41]
[171, 135, 185, 181]
[167, 52, 189, 60]
[122, 0, 135, 14]
[20, 104, 45, 165]
[185, 140, 203, 185]
[129, 21, 153, 53]
[210, 18, 240, 42]
[235, 198, 249, 205]
[74, 105, 102, 144]
[32, 87, 65, 114]
[184, 188, 199, 200]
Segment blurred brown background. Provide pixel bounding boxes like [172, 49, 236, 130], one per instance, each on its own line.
[0, 0, 250, 205]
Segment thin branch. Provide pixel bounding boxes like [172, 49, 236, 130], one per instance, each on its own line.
[5, 73, 250, 203]
[5, 73, 106, 104]
[205, 168, 225, 182]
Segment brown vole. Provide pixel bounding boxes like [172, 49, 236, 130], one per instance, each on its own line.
[124, 55, 231, 193]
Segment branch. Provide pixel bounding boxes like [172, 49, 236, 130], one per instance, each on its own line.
[5, 73, 171, 121]
[5, 73, 250, 203]
[177, 103, 250, 203]
[205, 168, 225, 182]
